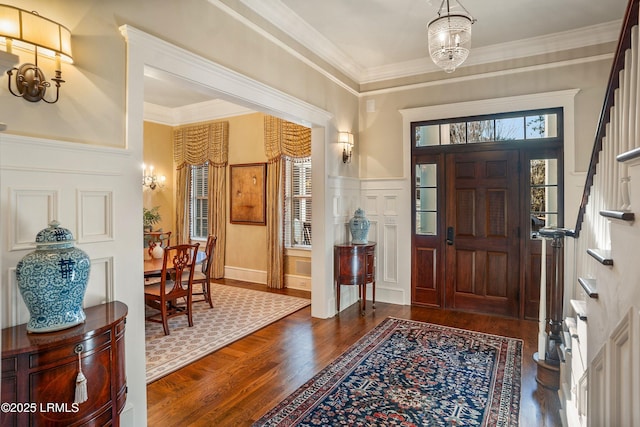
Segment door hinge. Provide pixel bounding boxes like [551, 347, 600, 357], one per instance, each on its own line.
[517, 226, 521, 238]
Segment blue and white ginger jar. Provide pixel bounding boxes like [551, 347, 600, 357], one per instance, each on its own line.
[16, 220, 90, 333]
[349, 208, 371, 244]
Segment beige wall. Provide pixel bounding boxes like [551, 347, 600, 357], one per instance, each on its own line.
[145, 112, 310, 277]
[226, 113, 269, 273]
[0, 0, 359, 150]
[359, 56, 612, 179]
[143, 122, 175, 234]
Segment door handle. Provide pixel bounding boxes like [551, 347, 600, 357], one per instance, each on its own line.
[446, 226, 454, 245]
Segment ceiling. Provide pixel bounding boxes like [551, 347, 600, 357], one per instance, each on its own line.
[144, 0, 629, 122]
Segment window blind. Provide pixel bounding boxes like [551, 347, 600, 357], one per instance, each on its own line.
[284, 160, 312, 247]
[190, 163, 209, 239]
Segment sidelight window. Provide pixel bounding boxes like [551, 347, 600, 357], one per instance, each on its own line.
[530, 158, 559, 238]
[415, 163, 438, 235]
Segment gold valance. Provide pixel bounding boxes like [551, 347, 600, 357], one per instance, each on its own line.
[264, 116, 311, 161]
[174, 121, 229, 167]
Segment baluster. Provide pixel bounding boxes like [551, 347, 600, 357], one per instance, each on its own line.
[621, 51, 632, 210]
[635, 24, 640, 152]
[629, 26, 638, 152]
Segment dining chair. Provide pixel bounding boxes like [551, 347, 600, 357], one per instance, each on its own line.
[144, 243, 200, 335]
[189, 235, 216, 308]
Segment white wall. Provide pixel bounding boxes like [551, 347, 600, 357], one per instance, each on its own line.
[0, 134, 146, 424]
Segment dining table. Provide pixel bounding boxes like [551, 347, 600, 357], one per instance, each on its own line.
[143, 250, 207, 277]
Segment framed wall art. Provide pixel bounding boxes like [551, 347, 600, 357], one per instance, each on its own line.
[230, 163, 267, 225]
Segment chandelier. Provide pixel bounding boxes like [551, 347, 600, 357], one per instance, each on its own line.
[427, 0, 475, 73]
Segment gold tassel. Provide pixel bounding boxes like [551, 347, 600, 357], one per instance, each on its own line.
[74, 345, 88, 404]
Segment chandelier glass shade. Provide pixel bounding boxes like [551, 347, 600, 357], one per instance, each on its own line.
[427, 0, 475, 73]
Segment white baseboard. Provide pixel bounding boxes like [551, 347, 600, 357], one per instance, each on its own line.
[285, 274, 311, 291]
[375, 285, 406, 305]
[224, 266, 267, 284]
[223, 266, 311, 292]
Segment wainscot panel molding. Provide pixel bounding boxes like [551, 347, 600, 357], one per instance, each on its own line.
[0, 135, 133, 330]
[85, 257, 116, 307]
[329, 175, 363, 312]
[8, 188, 59, 252]
[77, 190, 115, 244]
[361, 177, 410, 306]
[0, 133, 144, 427]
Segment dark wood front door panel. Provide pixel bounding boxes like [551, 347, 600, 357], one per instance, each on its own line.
[411, 154, 444, 307]
[445, 150, 520, 317]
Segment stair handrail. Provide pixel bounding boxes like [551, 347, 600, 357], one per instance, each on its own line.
[574, 0, 639, 237]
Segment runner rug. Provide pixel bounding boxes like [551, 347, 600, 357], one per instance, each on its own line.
[145, 283, 310, 383]
[255, 317, 522, 427]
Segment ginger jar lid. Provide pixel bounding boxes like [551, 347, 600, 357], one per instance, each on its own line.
[35, 220, 75, 249]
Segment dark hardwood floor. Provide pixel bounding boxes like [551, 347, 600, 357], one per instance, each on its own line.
[146, 279, 562, 426]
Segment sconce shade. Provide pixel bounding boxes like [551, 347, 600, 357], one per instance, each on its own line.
[340, 131, 354, 164]
[0, 4, 73, 63]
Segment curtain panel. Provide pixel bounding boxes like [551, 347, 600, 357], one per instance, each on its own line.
[264, 116, 311, 289]
[173, 121, 229, 278]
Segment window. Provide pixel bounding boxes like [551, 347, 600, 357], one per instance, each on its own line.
[413, 108, 561, 146]
[284, 159, 312, 248]
[529, 157, 560, 238]
[415, 163, 438, 235]
[190, 163, 208, 240]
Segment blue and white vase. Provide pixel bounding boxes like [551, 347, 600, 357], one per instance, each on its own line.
[15, 220, 90, 333]
[349, 208, 371, 244]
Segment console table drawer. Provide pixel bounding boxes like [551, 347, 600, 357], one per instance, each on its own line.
[1, 301, 128, 427]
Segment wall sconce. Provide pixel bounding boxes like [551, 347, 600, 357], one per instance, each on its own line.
[339, 131, 354, 164]
[142, 164, 166, 190]
[0, 4, 73, 104]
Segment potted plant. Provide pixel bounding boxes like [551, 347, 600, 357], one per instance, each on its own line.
[143, 206, 162, 232]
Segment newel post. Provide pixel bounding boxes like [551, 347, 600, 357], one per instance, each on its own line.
[534, 227, 570, 389]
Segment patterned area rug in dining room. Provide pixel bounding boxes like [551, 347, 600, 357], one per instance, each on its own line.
[255, 317, 522, 427]
[145, 283, 310, 383]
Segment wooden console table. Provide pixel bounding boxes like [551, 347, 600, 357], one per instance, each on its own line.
[1, 301, 128, 426]
[334, 243, 376, 315]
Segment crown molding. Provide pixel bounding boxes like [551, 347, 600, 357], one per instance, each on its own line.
[362, 53, 613, 97]
[144, 99, 255, 126]
[237, 0, 622, 85]
[208, 0, 359, 97]
[237, 0, 365, 82]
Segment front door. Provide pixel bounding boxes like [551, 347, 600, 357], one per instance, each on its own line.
[444, 150, 520, 317]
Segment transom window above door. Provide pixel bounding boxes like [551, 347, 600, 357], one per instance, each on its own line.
[413, 108, 562, 147]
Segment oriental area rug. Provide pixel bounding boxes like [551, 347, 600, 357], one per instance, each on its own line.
[145, 283, 310, 383]
[255, 317, 522, 427]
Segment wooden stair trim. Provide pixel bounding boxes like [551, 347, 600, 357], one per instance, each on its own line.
[570, 299, 587, 321]
[599, 209, 635, 221]
[587, 248, 614, 266]
[578, 277, 599, 298]
[573, 0, 639, 237]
